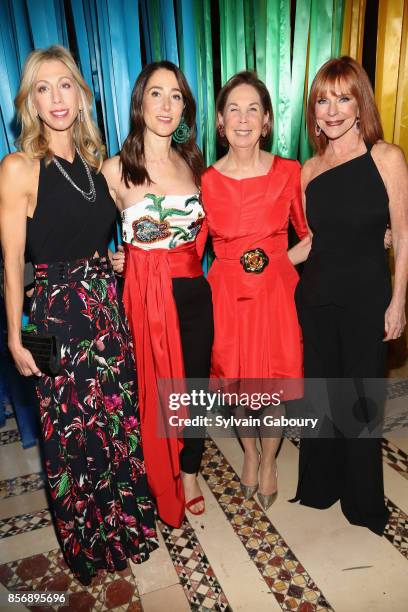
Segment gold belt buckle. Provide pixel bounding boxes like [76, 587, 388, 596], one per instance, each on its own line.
[240, 248, 269, 273]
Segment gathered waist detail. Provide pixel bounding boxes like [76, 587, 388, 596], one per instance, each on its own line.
[34, 255, 112, 284]
[213, 236, 288, 263]
[124, 241, 202, 278]
[216, 248, 287, 263]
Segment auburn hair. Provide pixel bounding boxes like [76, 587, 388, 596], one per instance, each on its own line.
[307, 56, 383, 155]
[215, 71, 273, 148]
[120, 61, 205, 188]
[14, 45, 104, 170]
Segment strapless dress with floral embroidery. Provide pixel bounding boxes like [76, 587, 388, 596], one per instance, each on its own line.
[121, 193, 205, 249]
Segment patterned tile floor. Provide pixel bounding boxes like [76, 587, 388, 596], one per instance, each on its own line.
[0, 508, 51, 540]
[200, 440, 333, 612]
[0, 512, 231, 610]
[1, 404, 408, 610]
[0, 429, 21, 446]
[0, 549, 142, 611]
[384, 498, 408, 560]
[382, 439, 408, 480]
[386, 379, 408, 400]
[158, 519, 231, 611]
[0, 472, 45, 500]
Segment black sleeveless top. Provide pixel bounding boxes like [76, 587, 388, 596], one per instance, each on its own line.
[26, 152, 117, 264]
[297, 143, 392, 308]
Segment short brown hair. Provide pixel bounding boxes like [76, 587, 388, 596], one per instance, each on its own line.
[307, 56, 383, 154]
[215, 71, 273, 148]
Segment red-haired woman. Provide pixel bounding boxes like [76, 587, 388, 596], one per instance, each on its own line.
[292, 56, 408, 535]
[103, 62, 213, 527]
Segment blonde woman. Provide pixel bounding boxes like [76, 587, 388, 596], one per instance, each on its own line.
[0, 46, 158, 584]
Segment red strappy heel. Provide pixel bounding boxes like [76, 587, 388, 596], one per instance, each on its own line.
[185, 496, 205, 516]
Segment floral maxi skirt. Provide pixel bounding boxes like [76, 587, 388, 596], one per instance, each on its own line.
[29, 256, 158, 585]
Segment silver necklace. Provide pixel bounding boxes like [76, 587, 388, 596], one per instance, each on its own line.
[52, 147, 96, 202]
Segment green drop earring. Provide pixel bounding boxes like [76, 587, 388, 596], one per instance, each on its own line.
[172, 117, 190, 144]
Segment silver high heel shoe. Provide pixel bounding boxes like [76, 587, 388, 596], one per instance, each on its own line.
[240, 482, 258, 500]
[257, 464, 278, 511]
[240, 451, 261, 500]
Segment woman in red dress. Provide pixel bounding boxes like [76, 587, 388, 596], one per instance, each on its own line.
[201, 72, 311, 510]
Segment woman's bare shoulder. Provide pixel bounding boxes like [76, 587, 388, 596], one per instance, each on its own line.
[102, 154, 121, 181]
[0, 151, 36, 174]
[301, 155, 320, 186]
[371, 140, 406, 165]
[0, 152, 38, 195]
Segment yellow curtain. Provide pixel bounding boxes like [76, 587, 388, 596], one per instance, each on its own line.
[341, 0, 366, 61]
[375, 0, 408, 148]
[393, 2, 408, 153]
[342, 0, 408, 157]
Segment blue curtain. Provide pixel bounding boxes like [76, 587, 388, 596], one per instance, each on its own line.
[26, 0, 68, 48]
[71, 0, 142, 156]
[0, 1, 26, 157]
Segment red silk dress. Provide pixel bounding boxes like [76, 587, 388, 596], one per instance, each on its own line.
[201, 156, 308, 392]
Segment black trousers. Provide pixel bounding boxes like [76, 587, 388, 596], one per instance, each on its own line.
[173, 276, 214, 474]
[293, 299, 390, 536]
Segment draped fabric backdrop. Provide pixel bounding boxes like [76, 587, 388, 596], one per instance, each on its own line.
[1, 0, 407, 165]
[1, 0, 408, 443]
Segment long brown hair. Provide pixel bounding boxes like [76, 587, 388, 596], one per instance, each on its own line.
[307, 56, 383, 155]
[215, 71, 273, 148]
[120, 61, 204, 188]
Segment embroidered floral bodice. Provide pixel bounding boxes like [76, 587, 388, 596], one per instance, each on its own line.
[121, 193, 205, 250]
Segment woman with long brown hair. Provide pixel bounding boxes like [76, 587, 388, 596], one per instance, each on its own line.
[0, 45, 158, 584]
[103, 61, 213, 526]
[293, 56, 408, 535]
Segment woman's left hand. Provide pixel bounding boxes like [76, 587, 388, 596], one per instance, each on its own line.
[384, 300, 406, 341]
[384, 227, 392, 249]
[287, 235, 312, 265]
[108, 245, 125, 275]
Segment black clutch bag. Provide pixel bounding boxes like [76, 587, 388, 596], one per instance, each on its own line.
[21, 331, 62, 377]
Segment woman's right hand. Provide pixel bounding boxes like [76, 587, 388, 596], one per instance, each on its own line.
[9, 342, 42, 377]
[110, 245, 125, 275]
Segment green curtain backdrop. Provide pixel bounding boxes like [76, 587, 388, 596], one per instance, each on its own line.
[218, 0, 345, 162]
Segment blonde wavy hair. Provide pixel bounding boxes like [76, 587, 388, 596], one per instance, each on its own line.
[15, 45, 105, 171]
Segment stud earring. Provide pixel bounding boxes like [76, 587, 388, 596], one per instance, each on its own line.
[315, 123, 322, 137]
[172, 117, 190, 143]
